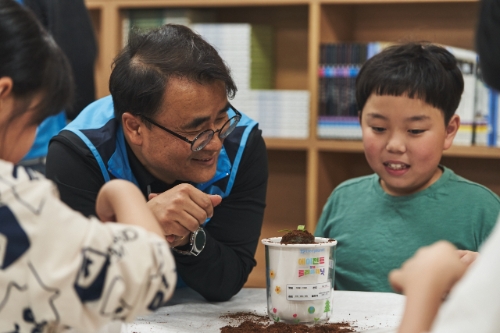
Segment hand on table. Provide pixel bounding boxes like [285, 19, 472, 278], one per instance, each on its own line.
[147, 183, 222, 248]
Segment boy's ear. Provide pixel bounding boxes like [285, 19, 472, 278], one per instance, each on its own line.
[0, 77, 13, 99]
[443, 114, 460, 150]
[122, 112, 144, 146]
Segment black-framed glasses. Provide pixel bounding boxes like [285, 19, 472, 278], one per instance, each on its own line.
[137, 104, 242, 152]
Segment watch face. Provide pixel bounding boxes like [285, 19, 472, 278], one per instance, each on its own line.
[193, 228, 206, 252]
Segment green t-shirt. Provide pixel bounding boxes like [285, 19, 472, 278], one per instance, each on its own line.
[314, 166, 500, 292]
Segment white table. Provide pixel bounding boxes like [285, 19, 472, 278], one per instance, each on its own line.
[120, 288, 405, 333]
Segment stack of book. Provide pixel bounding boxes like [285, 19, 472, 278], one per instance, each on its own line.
[471, 61, 499, 147]
[317, 42, 391, 140]
[446, 46, 488, 146]
[318, 42, 499, 146]
[231, 90, 310, 138]
[192, 24, 274, 91]
[122, 9, 215, 47]
[122, 11, 310, 139]
[193, 23, 310, 139]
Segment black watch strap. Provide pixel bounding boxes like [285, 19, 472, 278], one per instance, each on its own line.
[172, 227, 206, 256]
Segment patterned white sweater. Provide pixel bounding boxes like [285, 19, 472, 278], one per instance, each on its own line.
[0, 160, 176, 332]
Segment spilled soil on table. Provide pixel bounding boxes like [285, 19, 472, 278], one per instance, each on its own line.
[220, 312, 355, 332]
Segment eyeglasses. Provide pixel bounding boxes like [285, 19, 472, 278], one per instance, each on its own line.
[137, 104, 242, 152]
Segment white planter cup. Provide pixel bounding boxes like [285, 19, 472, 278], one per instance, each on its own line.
[261, 237, 337, 324]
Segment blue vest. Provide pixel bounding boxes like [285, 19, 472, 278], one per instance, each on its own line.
[64, 95, 257, 202]
[17, 0, 67, 161]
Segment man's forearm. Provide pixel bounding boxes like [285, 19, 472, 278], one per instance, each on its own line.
[174, 232, 257, 301]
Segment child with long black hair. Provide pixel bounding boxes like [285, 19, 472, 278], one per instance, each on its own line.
[0, 0, 176, 331]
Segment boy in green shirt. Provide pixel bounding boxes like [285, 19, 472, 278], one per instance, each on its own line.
[314, 42, 500, 292]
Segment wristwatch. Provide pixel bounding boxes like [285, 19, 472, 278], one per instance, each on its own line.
[171, 227, 206, 256]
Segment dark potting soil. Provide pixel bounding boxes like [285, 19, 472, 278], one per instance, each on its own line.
[280, 229, 315, 244]
[220, 312, 355, 333]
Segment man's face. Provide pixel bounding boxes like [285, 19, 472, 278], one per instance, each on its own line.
[137, 77, 229, 184]
[360, 93, 457, 196]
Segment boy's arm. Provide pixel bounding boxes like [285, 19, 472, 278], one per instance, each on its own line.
[389, 241, 467, 333]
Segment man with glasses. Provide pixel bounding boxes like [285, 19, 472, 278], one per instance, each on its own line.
[45, 24, 268, 303]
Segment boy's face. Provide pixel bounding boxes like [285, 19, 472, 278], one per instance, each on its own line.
[360, 93, 459, 196]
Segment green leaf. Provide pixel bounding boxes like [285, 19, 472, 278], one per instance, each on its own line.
[297, 225, 305, 231]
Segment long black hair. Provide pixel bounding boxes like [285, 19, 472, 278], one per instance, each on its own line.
[0, 0, 73, 125]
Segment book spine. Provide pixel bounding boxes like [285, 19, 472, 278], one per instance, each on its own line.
[488, 89, 499, 147]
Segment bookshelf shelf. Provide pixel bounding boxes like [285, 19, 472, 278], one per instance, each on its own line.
[316, 139, 364, 152]
[265, 138, 311, 150]
[445, 145, 500, 159]
[84, 0, 500, 289]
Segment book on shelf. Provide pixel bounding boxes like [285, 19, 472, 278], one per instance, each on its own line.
[487, 88, 499, 147]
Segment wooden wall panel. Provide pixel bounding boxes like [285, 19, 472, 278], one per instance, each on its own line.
[246, 150, 307, 287]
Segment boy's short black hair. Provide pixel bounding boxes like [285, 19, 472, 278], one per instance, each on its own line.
[356, 42, 464, 125]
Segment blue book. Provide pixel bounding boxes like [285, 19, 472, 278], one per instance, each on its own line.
[488, 89, 499, 147]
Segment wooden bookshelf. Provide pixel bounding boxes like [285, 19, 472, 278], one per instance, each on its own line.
[84, 0, 500, 289]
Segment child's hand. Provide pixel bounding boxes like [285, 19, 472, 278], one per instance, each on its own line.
[457, 249, 479, 266]
[96, 180, 164, 238]
[389, 241, 469, 333]
[389, 241, 467, 296]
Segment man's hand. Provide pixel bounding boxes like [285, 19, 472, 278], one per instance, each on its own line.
[147, 183, 222, 247]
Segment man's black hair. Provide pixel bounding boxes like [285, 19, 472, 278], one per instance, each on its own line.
[109, 24, 237, 120]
